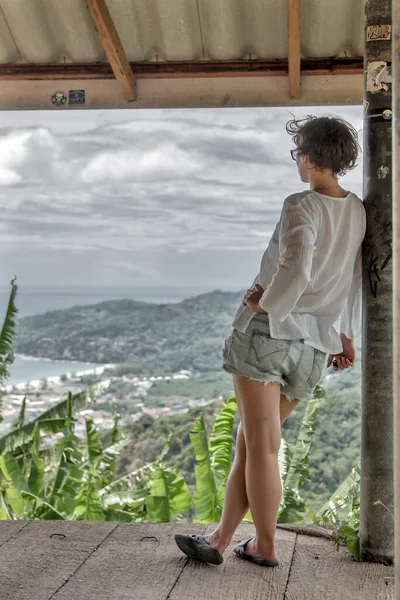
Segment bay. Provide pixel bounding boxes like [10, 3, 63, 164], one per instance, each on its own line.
[7, 356, 100, 386]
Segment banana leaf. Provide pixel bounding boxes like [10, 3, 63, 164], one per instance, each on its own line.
[209, 396, 236, 503]
[104, 507, 134, 522]
[85, 417, 103, 465]
[12, 396, 26, 429]
[110, 405, 123, 445]
[20, 490, 65, 520]
[278, 437, 290, 485]
[190, 414, 218, 523]
[0, 491, 12, 519]
[278, 487, 307, 523]
[145, 465, 192, 522]
[48, 454, 83, 516]
[99, 461, 156, 495]
[316, 466, 360, 521]
[0, 451, 31, 516]
[0, 387, 94, 453]
[100, 439, 127, 468]
[73, 474, 105, 521]
[97, 438, 128, 488]
[27, 423, 45, 497]
[278, 389, 322, 524]
[283, 391, 321, 493]
[102, 488, 148, 522]
[0, 278, 18, 403]
[101, 490, 145, 509]
[47, 415, 84, 514]
[145, 495, 170, 522]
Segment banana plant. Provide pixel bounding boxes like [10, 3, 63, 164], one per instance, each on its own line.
[145, 463, 192, 522]
[0, 277, 18, 424]
[0, 393, 140, 521]
[12, 396, 27, 430]
[98, 432, 192, 523]
[72, 418, 106, 521]
[190, 395, 237, 523]
[278, 385, 324, 523]
[313, 466, 361, 525]
[0, 384, 106, 456]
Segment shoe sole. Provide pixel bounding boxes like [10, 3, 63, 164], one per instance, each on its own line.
[174, 534, 223, 565]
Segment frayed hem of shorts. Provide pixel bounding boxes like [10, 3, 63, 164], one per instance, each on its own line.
[281, 391, 312, 402]
[222, 363, 312, 403]
[280, 391, 298, 402]
[222, 363, 285, 389]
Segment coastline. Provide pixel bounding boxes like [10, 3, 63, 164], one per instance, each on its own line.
[15, 353, 104, 365]
[5, 357, 117, 393]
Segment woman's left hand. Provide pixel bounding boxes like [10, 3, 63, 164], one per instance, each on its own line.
[242, 284, 265, 313]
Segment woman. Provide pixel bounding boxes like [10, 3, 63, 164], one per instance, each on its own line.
[175, 115, 366, 567]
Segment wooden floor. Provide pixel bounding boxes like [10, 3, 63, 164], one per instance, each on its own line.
[0, 521, 394, 600]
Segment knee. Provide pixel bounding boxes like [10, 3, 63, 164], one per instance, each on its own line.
[245, 431, 280, 457]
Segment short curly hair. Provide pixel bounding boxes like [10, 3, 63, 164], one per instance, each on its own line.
[286, 115, 360, 177]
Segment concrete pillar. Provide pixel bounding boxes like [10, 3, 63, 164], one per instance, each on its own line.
[392, 0, 400, 591]
[361, 0, 394, 563]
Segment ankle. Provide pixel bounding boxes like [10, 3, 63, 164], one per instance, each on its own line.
[254, 537, 276, 556]
[205, 529, 231, 552]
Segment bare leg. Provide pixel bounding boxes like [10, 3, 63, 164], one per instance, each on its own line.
[204, 422, 248, 553]
[205, 384, 300, 554]
[234, 376, 288, 560]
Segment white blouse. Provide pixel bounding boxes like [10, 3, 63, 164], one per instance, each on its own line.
[232, 190, 366, 354]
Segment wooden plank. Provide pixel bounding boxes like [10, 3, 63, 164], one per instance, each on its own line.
[0, 520, 31, 546]
[84, 0, 136, 101]
[51, 523, 207, 600]
[168, 523, 296, 600]
[287, 0, 301, 98]
[285, 534, 395, 600]
[0, 57, 364, 81]
[0, 520, 117, 600]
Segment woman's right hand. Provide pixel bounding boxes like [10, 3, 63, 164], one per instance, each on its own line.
[242, 286, 256, 305]
[327, 334, 356, 370]
[242, 285, 264, 309]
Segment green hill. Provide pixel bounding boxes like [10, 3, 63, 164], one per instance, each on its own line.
[16, 290, 244, 372]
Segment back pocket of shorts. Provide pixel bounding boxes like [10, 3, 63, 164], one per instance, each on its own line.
[245, 329, 290, 373]
[307, 349, 327, 387]
[222, 333, 234, 361]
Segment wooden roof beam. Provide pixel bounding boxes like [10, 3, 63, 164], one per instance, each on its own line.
[0, 58, 363, 81]
[288, 0, 301, 98]
[84, 0, 136, 101]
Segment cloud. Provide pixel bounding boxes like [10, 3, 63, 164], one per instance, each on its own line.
[0, 106, 363, 289]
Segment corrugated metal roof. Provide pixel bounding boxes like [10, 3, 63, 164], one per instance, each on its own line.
[0, 0, 364, 109]
[0, 0, 363, 65]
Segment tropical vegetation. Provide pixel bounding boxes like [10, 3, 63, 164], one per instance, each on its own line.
[0, 279, 362, 560]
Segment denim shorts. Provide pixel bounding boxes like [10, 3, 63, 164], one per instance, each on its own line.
[221, 314, 327, 401]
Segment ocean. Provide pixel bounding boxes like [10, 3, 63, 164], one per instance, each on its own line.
[8, 356, 100, 386]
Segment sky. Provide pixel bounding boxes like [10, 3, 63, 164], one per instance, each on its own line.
[0, 105, 363, 294]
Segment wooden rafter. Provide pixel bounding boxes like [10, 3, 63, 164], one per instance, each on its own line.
[84, 0, 136, 101]
[0, 58, 363, 81]
[288, 0, 301, 98]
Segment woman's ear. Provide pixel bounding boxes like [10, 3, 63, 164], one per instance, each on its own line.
[302, 155, 313, 170]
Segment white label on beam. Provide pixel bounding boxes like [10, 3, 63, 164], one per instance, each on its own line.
[367, 25, 392, 42]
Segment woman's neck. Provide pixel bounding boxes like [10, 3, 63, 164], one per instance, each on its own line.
[309, 178, 348, 198]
